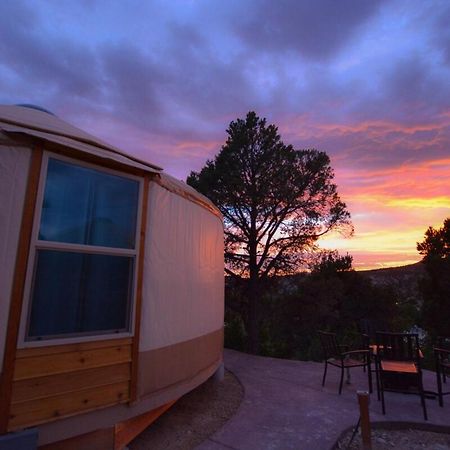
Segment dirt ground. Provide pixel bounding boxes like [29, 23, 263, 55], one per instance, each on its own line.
[128, 370, 244, 450]
[337, 427, 450, 449]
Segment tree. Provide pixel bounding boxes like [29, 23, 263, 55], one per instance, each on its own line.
[187, 111, 352, 353]
[311, 250, 353, 276]
[417, 218, 450, 262]
[417, 218, 450, 337]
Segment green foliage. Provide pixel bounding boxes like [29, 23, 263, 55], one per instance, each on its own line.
[417, 218, 450, 338]
[224, 255, 416, 360]
[417, 218, 450, 262]
[311, 250, 353, 275]
[224, 311, 247, 350]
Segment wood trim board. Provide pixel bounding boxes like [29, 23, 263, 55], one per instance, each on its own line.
[0, 146, 43, 432]
[130, 174, 150, 403]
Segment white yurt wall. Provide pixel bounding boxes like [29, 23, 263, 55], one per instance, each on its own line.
[140, 181, 224, 352]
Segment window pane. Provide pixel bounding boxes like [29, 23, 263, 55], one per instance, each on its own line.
[39, 158, 139, 249]
[27, 250, 133, 339]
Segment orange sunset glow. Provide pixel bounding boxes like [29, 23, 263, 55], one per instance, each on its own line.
[314, 131, 450, 269]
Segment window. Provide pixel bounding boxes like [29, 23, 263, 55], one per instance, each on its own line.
[24, 155, 141, 341]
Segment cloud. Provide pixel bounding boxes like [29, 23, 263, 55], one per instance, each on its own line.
[230, 0, 385, 60]
[429, 2, 450, 66]
[1, 0, 448, 144]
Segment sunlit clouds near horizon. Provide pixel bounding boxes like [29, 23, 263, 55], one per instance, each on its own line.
[1, 0, 449, 269]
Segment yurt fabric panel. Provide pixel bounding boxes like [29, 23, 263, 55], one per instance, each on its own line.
[0, 141, 31, 370]
[140, 182, 224, 352]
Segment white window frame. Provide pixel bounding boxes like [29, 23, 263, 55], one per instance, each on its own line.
[18, 151, 144, 348]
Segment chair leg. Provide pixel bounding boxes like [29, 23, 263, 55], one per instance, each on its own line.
[375, 360, 380, 401]
[322, 361, 328, 387]
[367, 361, 373, 394]
[380, 373, 386, 415]
[339, 366, 344, 395]
[419, 375, 428, 421]
[436, 363, 444, 407]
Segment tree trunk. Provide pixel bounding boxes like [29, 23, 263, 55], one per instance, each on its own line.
[247, 197, 260, 354]
[247, 275, 259, 354]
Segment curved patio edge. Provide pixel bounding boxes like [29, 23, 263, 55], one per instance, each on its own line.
[197, 349, 450, 450]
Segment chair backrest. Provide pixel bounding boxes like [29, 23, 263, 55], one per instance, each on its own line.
[436, 336, 450, 350]
[375, 332, 420, 362]
[359, 318, 389, 341]
[318, 331, 341, 359]
[360, 332, 370, 350]
[434, 347, 450, 364]
[435, 337, 450, 365]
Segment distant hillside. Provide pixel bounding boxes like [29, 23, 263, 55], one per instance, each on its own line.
[360, 262, 425, 283]
[359, 262, 425, 306]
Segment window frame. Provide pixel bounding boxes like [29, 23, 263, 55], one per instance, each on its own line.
[18, 151, 144, 348]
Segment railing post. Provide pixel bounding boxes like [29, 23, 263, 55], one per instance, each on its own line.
[357, 391, 372, 449]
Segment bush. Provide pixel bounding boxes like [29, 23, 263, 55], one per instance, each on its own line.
[224, 312, 247, 351]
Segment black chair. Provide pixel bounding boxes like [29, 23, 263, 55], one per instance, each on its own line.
[359, 319, 390, 400]
[434, 336, 450, 407]
[359, 318, 390, 346]
[360, 332, 381, 401]
[318, 331, 372, 395]
[375, 332, 427, 420]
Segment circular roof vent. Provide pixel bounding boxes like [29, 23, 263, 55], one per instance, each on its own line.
[16, 104, 55, 116]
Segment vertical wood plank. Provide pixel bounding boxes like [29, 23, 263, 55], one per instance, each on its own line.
[129, 174, 150, 402]
[357, 390, 372, 450]
[0, 146, 43, 432]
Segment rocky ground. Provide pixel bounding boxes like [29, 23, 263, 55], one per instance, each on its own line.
[337, 427, 450, 449]
[129, 370, 243, 450]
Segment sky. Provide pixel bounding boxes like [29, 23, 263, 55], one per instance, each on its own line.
[1, 0, 449, 270]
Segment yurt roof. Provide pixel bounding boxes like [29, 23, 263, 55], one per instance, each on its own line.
[0, 104, 162, 173]
[0, 104, 221, 217]
[158, 172, 222, 217]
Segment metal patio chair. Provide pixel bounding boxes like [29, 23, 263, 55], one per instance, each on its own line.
[435, 336, 450, 407]
[358, 319, 390, 401]
[375, 332, 427, 420]
[318, 331, 372, 395]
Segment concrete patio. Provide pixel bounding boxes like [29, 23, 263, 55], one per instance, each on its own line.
[197, 349, 450, 450]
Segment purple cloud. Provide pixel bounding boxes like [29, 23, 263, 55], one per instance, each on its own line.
[230, 0, 386, 60]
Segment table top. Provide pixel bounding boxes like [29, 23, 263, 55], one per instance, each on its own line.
[369, 344, 423, 359]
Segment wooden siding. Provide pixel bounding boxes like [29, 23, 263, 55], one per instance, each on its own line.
[8, 339, 132, 431]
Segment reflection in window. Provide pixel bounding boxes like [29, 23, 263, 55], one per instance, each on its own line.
[28, 251, 133, 338]
[39, 158, 139, 249]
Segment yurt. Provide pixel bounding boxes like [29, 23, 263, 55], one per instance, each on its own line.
[0, 105, 224, 449]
